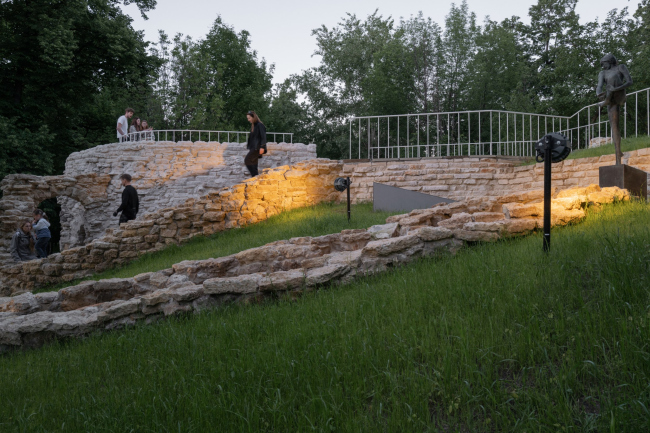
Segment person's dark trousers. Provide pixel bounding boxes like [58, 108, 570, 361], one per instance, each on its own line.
[119, 213, 136, 224]
[246, 164, 259, 176]
[35, 236, 50, 258]
[244, 150, 259, 177]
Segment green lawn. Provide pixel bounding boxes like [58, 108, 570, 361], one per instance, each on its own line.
[520, 134, 650, 165]
[41, 202, 397, 292]
[2, 201, 649, 432]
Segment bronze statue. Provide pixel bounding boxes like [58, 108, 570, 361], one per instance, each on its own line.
[596, 54, 633, 165]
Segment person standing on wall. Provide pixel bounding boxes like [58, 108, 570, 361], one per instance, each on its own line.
[113, 174, 139, 224]
[116, 108, 134, 143]
[129, 116, 142, 142]
[244, 110, 267, 177]
[10, 220, 37, 262]
[32, 209, 51, 258]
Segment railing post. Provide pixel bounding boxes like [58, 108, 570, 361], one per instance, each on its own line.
[349, 119, 352, 160]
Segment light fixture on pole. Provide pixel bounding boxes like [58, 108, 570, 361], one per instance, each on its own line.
[334, 177, 352, 222]
[534, 133, 571, 252]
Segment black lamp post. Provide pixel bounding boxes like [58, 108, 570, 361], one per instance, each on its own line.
[534, 133, 571, 252]
[334, 177, 352, 222]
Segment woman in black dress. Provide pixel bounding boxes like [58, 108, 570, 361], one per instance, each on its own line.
[244, 110, 267, 177]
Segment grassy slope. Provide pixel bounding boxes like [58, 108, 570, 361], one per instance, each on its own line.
[41, 202, 396, 292]
[2, 201, 649, 432]
[520, 135, 650, 165]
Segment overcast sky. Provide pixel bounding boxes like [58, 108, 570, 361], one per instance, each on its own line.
[121, 0, 635, 85]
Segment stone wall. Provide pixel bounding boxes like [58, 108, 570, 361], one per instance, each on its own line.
[342, 149, 650, 203]
[0, 184, 629, 352]
[59, 141, 316, 249]
[0, 141, 317, 258]
[0, 160, 341, 296]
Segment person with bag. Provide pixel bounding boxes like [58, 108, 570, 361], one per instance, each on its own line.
[10, 220, 37, 262]
[113, 174, 139, 224]
[32, 209, 52, 258]
[244, 110, 267, 177]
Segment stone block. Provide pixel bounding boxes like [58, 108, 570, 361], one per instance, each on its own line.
[203, 274, 260, 294]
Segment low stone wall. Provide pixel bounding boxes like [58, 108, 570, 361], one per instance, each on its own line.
[343, 149, 650, 203]
[0, 159, 341, 296]
[0, 183, 629, 352]
[0, 141, 317, 256]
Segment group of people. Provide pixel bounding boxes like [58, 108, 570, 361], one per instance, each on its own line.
[11, 109, 265, 264]
[116, 108, 153, 142]
[117, 107, 268, 177]
[10, 209, 52, 262]
[10, 175, 139, 264]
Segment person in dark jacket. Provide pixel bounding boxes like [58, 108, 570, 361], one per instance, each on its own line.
[244, 110, 267, 177]
[10, 220, 37, 262]
[113, 174, 139, 224]
[32, 209, 51, 258]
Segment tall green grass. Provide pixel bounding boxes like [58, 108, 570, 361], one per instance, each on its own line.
[2, 201, 649, 432]
[40, 202, 396, 292]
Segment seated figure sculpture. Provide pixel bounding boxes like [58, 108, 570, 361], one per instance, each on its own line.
[595, 54, 633, 165]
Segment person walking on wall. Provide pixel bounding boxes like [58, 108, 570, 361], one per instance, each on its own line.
[129, 116, 142, 142]
[10, 220, 37, 262]
[32, 209, 51, 258]
[117, 108, 134, 143]
[244, 110, 267, 177]
[113, 174, 139, 224]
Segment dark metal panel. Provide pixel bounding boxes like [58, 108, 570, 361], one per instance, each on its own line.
[373, 182, 455, 213]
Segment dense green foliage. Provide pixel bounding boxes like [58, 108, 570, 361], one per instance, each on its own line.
[1, 0, 649, 176]
[39, 202, 397, 292]
[290, 0, 650, 158]
[0, 0, 159, 178]
[2, 201, 649, 431]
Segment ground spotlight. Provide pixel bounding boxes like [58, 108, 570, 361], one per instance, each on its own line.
[534, 133, 571, 252]
[334, 177, 352, 222]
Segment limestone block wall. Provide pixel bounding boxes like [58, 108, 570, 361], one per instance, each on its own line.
[0, 173, 111, 262]
[0, 160, 341, 296]
[0, 183, 629, 352]
[58, 141, 317, 250]
[342, 149, 650, 203]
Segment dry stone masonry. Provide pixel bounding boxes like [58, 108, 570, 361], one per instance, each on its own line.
[0, 183, 629, 352]
[0, 141, 317, 256]
[0, 159, 341, 296]
[342, 148, 650, 203]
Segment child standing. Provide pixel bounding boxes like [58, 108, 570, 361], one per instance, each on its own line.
[32, 209, 51, 258]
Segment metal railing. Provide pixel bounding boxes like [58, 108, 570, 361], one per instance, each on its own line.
[348, 87, 650, 160]
[120, 129, 293, 144]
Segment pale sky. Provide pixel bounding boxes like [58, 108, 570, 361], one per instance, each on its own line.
[121, 0, 635, 85]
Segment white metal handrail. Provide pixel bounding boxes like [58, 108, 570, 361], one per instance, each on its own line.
[120, 129, 293, 144]
[348, 87, 650, 160]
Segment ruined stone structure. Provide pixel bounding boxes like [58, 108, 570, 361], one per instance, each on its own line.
[342, 149, 650, 203]
[0, 183, 630, 352]
[0, 140, 317, 259]
[0, 159, 341, 295]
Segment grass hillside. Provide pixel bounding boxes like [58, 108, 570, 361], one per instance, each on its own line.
[2, 201, 649, 432]
[41, 202, 397, 292]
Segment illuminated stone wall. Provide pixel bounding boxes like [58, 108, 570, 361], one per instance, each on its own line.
[58, 141, 317, 250]
[0, 160, 341, 296]
[0, 183, 629, 352]
[342, 149, 650, 203]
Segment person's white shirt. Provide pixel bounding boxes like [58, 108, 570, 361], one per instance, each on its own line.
[116, 115, 128, 140]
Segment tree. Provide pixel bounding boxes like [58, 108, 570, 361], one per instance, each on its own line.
[0, 0, 160, 181]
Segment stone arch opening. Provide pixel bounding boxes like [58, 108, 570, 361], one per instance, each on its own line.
[36, 197, 62, 254]
[58, 196, 88, 250]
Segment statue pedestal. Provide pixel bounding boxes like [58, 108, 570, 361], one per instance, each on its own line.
[599, 164, 648, 198]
